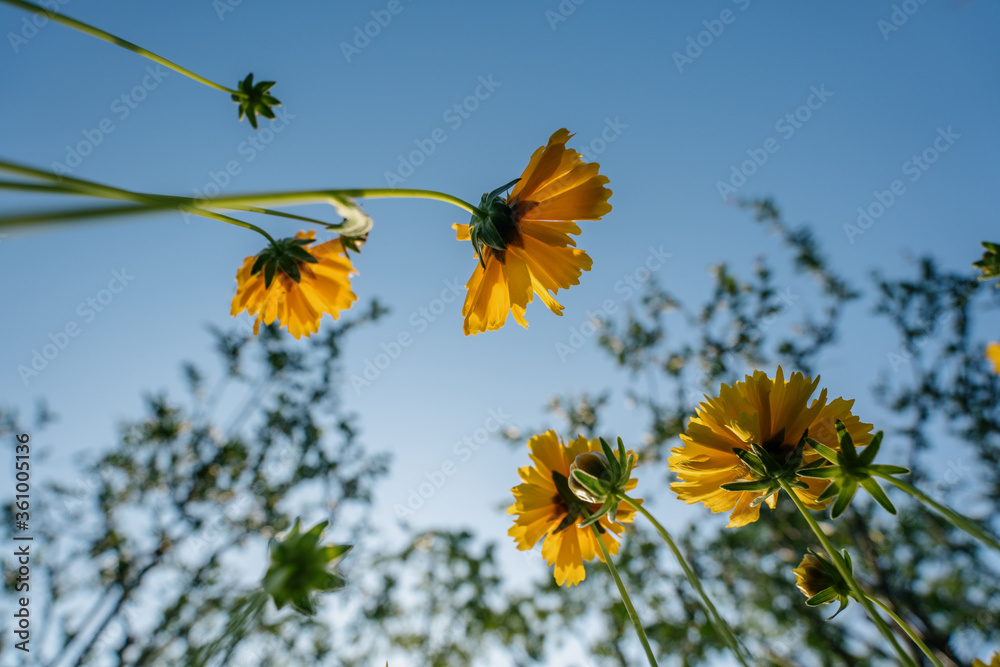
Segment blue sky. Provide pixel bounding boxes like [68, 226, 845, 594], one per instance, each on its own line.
[2, 0, 999, 663]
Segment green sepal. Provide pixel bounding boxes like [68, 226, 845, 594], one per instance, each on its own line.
[860, 477, 896, 514]
[857, 430, 883, 466]
[571, 468, 610, 502]
[286, 244, 319, 264]
[798, 466, 842, 479]
[830, 478, 858, 519]
[599, 438, 621, 479]
[264, 261, 277, 289]
[721, 479, 776, 493]
[869, 464, 910, 476]
[805, 438, 839, 463]
[733, 448, 767, 476]
[834, 420, 858, 461]
[805, 588, 840, 607]
[817, 481, 842, 503]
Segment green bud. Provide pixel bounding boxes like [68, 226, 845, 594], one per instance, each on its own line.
[569, 451, 612, 504]
[262, 518, 352, 616]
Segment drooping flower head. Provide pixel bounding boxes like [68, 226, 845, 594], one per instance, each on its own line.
[792, 551, 853, 618]
[508, 430, 638, 586]
[669, 367, 873, 527]
[454, 128, 612, 335]
[231, 230, 357, 339]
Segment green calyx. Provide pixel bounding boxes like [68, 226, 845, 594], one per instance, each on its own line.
[262, 518, 352, 617]
[794, 549, 855, 619]
[973, 241, 1000, 286]
[251, 237, 318, 288]
[233, 73, 281, 130]
[551, 470, 604, 535]
[569, 437, 637, 528]
[468, 177, 520, 268]
[720, 430, 810, 508]
[799, 419, 909, 519]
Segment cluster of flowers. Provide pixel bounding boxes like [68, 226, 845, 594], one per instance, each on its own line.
[232, 129, 611, 338]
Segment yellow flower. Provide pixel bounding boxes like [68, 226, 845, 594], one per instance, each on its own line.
[508, 430, 638, 587]
[973, 653, 1000, 667]
[231, 231, 357, 339]
[987, 342, 1000, 374]
[454, 128, 612, 336]
[669, 367, 873, 528]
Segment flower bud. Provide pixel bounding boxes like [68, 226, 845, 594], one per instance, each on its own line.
[568, 451, 612, 504]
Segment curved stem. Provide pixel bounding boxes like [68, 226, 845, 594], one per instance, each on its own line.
[617, 495, 751, 666]
[873, 472, 1000, 553]
[0, 0, 237, 95]
[589, 522, 659, 667]
[777, 479, 917, 667]
[196, 188, 482, 217]
[867, 596, 944, 667]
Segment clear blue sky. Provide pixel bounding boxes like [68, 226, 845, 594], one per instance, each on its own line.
[2, 0, 998, 663]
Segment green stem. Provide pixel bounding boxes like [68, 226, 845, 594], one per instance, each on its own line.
[777, 479, 917, 667]
[873, 472, 1000, 553]
[194, 188, 482, 217]
[0, 0, 237, 95]
[589, 523, 659, 667]
[617, 495, 751, 666]
[867, 596, 944, 667]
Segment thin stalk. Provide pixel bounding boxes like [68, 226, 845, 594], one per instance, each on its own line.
[617, 494, 751, 666]
[0, 0, 237, 95]
[873, 472, 1000, 553]
[589, 523, 659, 667]
[867, 596, 944, 667]
[777, 479, 917, 667]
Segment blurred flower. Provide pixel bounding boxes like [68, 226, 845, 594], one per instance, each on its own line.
[508, 430, 638, 587]
[231, 230, 357, 339]
[262, 518, 351, 616]
[987, 342, 1000, 374]
[454, 128, 612, 335]
[973, 652, 1000, 667]
[792, 550, 853, 618]
[669, 367, 873, 527]
[973, 241, 1000, 286]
